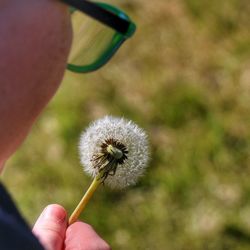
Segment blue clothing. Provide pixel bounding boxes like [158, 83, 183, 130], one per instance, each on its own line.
[0, 183, 44, 250]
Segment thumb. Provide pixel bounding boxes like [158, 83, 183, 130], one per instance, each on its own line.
[32, 204, 67, 250]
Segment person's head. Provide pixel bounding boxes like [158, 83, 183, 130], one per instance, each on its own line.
[0, 0, 72, 168]
[0, 0, 136, 170]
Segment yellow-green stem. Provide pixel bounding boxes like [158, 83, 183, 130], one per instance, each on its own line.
[68, 176, 101, 225]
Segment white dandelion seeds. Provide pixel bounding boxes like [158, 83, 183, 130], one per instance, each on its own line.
[79, 116, 149, 189]
[69, 116, 149, 225]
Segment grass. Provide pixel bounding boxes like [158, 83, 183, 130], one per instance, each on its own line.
[2, 0, 250, 249]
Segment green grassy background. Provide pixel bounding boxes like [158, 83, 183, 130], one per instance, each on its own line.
[2, 0, 250, 249]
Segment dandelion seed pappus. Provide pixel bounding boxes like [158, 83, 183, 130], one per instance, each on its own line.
[79, 116, 149, 189]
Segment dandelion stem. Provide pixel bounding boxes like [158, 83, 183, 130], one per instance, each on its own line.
[68, 176, 101, 225]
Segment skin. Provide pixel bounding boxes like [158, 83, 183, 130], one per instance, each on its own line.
[0, 0, 110, 249]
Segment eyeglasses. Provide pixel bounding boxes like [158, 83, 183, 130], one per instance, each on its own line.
[60, 0, 136, 73]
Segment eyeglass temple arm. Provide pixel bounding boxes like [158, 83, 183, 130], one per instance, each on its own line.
[61, 0, 130, 34]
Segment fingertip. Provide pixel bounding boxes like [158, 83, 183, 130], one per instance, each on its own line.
[67, 221, 95, 236]
[42, 204, 67, 223]
[66, 221, 111, 250]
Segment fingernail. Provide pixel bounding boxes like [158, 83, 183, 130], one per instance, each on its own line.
[42, 205, 67, 223]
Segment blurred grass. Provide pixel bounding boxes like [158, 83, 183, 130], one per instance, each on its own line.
[2, 0, 250, 249]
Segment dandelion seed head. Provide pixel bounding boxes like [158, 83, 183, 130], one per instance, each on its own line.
[79, 116, 149, 189]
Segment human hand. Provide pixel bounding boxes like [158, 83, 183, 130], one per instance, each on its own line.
[33, 204, 111, 250]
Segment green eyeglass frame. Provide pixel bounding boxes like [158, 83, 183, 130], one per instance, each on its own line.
[65, 1, 136, 73]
